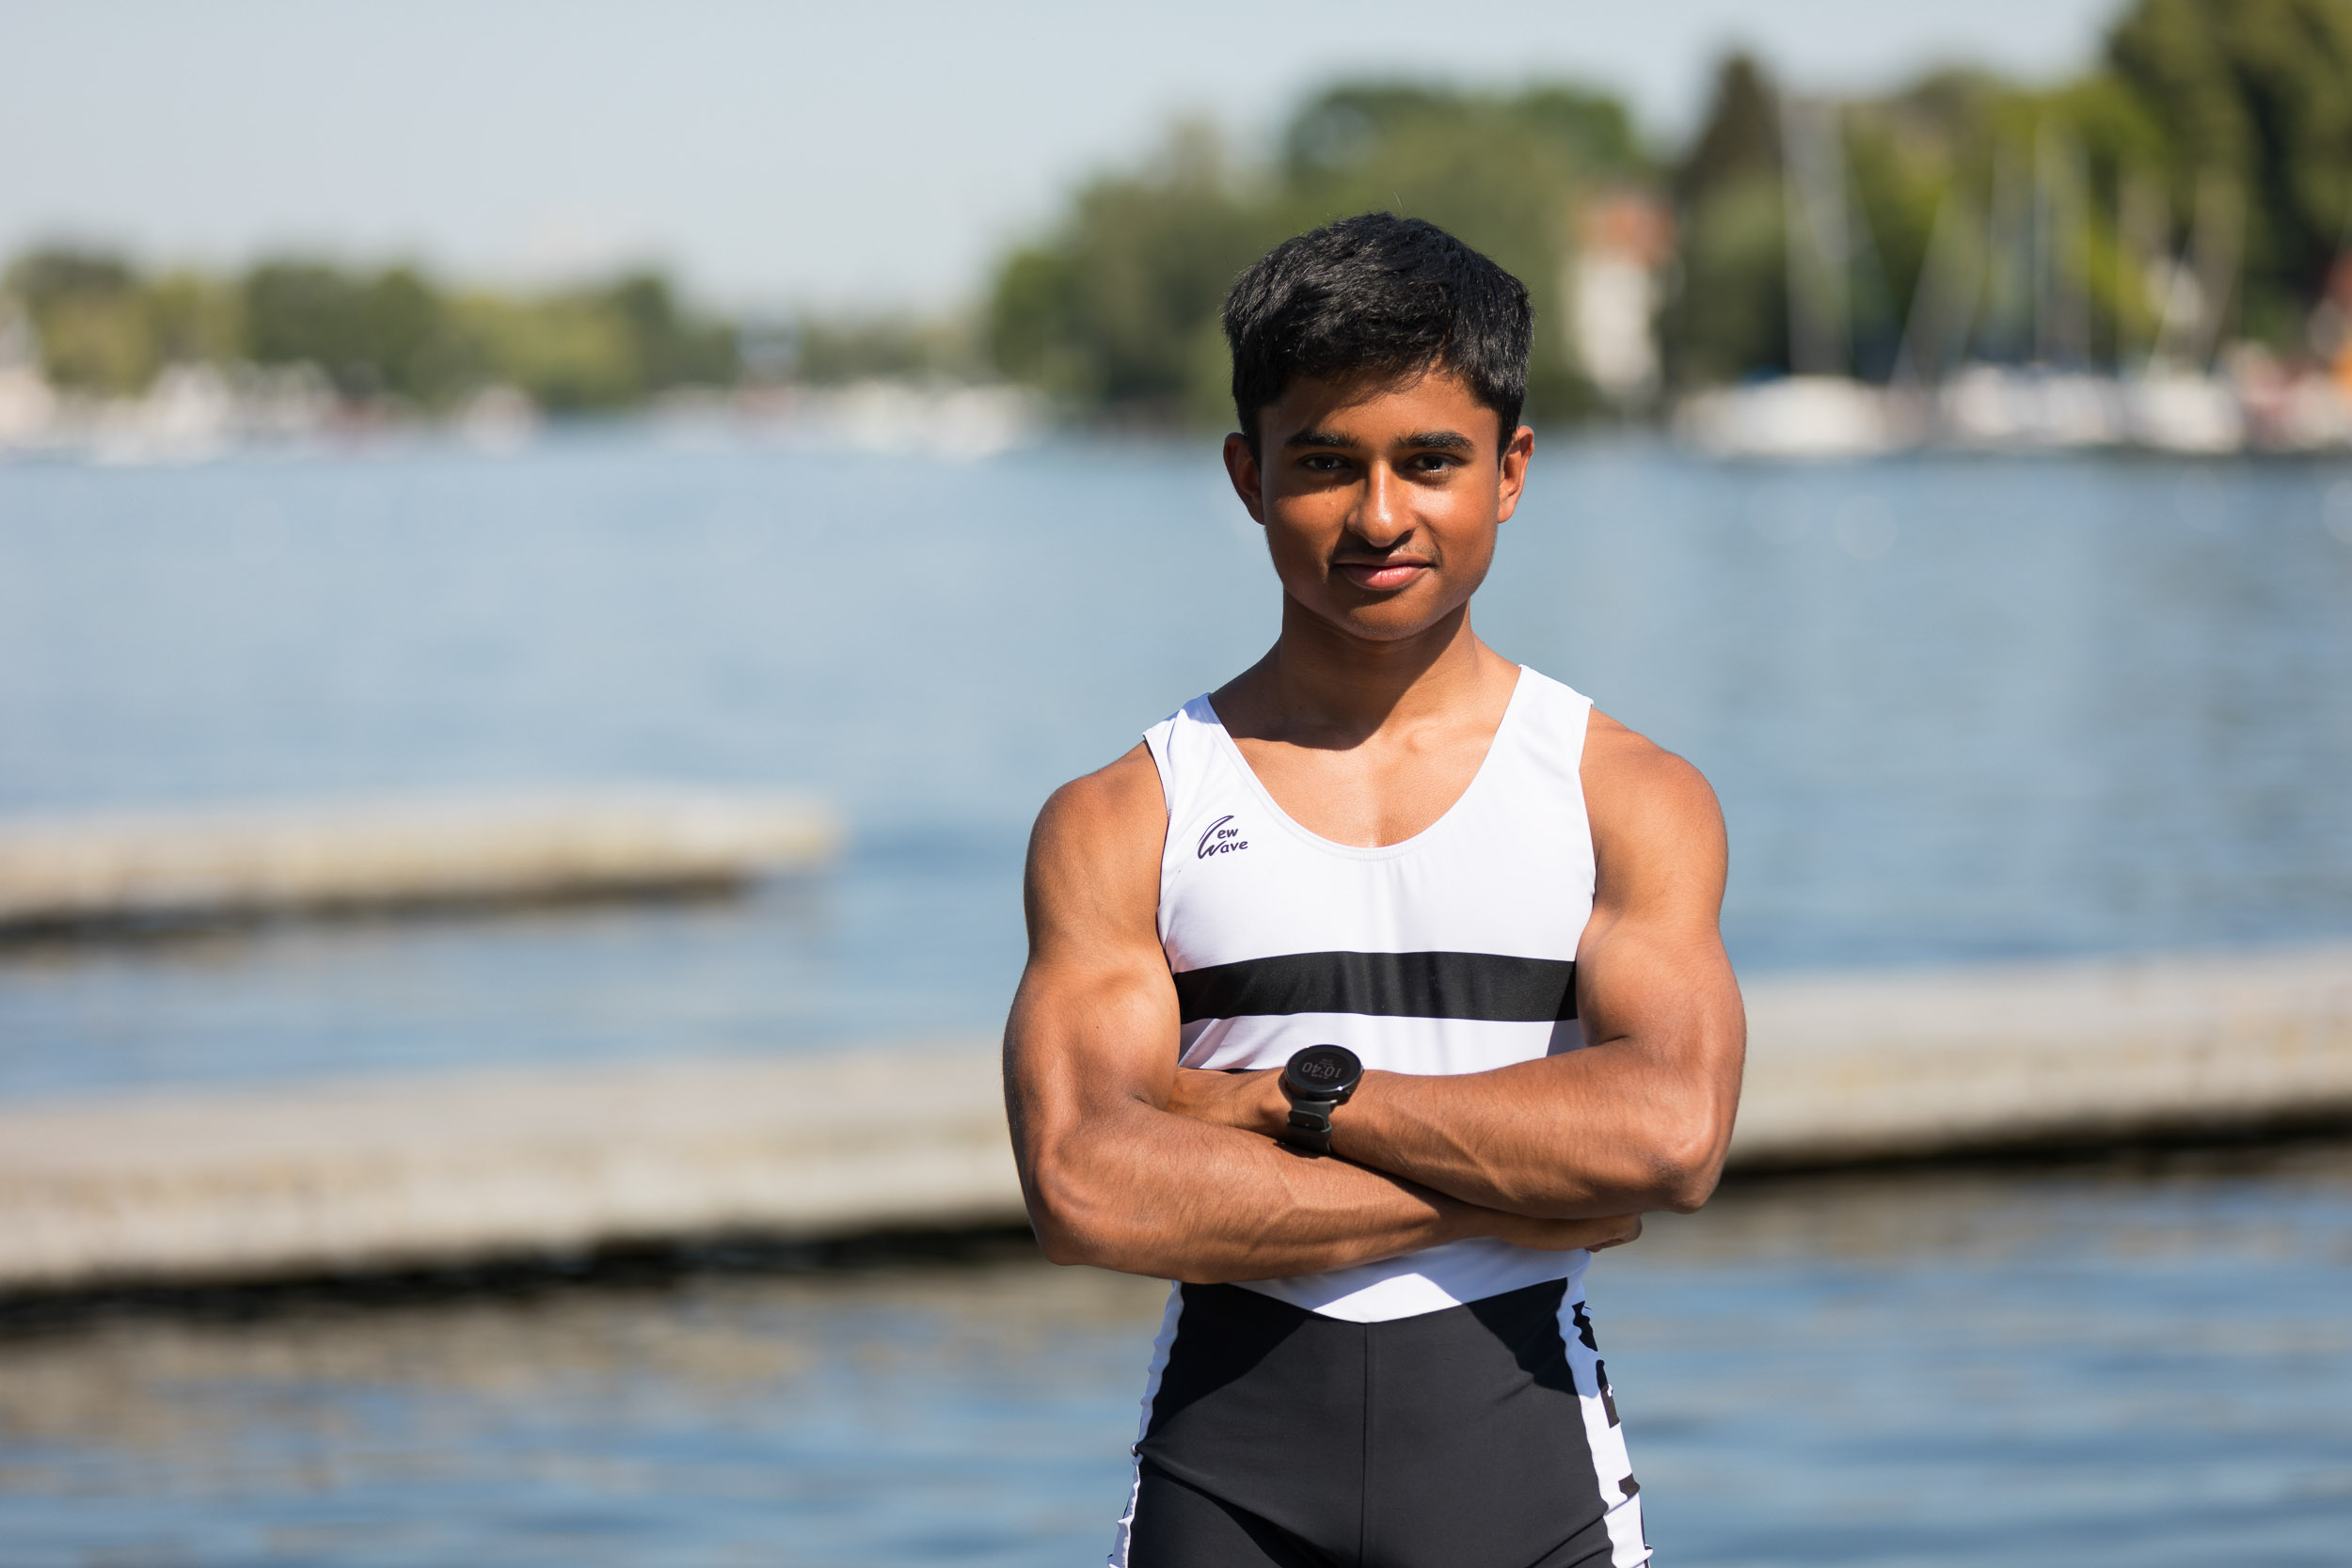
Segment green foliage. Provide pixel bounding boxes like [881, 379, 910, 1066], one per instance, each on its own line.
[992, 0, 2352, 409]
[1661, 56, 1790, 385]
[987, 88, 1648, 425]
[15, 0, 2352, 416]
[245, 262, 450, 400]
[1, 249, 739, 409]
[1659, 0, 2352, 383]
[1673, 54, 1781, 203]
[2106, 0, 2352, 330]
[144, 272, 246, 368]
[777, 314, 977, 385]
[988, 124, 1282, 420]
[8, 249, 159, 393]
[1661, 174, 1788, 385]
[603, 272, 739, 390]
[1279, 83, 1647, 420]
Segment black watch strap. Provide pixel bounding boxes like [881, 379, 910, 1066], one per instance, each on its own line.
[1282, 1101, 1338, 1156]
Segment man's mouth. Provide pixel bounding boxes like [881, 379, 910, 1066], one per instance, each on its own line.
[1334, 560, 1429, 591]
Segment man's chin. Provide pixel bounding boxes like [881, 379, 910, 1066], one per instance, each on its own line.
[1316, 599, 1463, 644]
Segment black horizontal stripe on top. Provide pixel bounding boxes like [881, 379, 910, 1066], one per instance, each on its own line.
[1172, 950, 1577, 1024]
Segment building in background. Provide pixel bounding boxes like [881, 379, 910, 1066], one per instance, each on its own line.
[1569, 192, 1676, 412]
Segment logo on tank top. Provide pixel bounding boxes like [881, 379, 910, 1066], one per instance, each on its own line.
[1196, 815, 1250, 860]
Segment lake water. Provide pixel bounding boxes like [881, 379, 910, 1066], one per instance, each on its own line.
[2, 436, 2350, 1565]
[2, 436, 2351, 1098]
[2, 1145, 2347, 1567]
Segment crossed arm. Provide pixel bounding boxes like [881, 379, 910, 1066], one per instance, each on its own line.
[1000, 713, 1745, 1284]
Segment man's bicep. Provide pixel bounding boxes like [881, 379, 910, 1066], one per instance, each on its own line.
[1576, 721, 1738, 1046]
[1005, 751, 1180, 1144]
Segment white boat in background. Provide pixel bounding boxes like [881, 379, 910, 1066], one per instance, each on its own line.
[1937, 365, 2125, 451]
[1669, 103, 1904, 461]
[1675, 375, 1907, 461]
[723, 377, 1048, 462]
[2230, 349, 2352, 452]
[2122, 371, 2246, 454]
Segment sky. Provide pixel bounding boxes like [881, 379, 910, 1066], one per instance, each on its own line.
[2, 0, 2124, 314]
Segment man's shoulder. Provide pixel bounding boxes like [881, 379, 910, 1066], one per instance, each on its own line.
[1581, 709, 1722, 837]
[1025, 744, 1169, 940]
[1032, 743, 1167, 853]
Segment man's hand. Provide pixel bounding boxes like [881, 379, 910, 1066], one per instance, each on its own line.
[1164, 1067, 1286, 1136]
[1492, 1212, 1644, 1253]
[1163, 1068, 1644, 1254]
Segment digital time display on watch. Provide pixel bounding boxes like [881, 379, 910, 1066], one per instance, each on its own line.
[1279, 1044, 1363, 1155]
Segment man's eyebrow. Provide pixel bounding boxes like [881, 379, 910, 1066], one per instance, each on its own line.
[1280, 428, 1474, 451]
[1283, 427, 1361, 450]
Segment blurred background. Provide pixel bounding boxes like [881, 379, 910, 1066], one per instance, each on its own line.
[2, 1, 2349, 1564]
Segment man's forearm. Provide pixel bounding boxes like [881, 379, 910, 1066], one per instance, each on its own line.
[1332, 1053, 1728, 1215]
[1025, 1096, 1486, 1281]
[1171, 1043, 1735, 1219]
[1017, 1091, 1642, 1281]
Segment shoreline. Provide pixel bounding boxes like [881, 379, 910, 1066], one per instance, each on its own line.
[3, 942, 2346, 1298]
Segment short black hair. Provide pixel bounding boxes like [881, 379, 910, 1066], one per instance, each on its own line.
[1222, 213, 1532, 452]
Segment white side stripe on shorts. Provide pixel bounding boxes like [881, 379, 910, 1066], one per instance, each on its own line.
[1108, 1285, 1185, 1568]
[1558, 1292, 1651, 1568]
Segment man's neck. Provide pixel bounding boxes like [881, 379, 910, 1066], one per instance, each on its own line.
[1220, 597, 1511, 747]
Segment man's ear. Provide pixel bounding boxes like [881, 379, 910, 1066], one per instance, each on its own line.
[1494, 425, 1535, 525]
[1221, 432, 1267, 526]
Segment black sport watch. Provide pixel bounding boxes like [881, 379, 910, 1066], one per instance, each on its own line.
[1279, 1044, 1363, 1156]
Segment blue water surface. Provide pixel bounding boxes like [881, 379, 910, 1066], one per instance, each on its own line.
[1, 1146, 2344, 1567]
[2, 436, 2349, 1098]
[0, 437, 2347, 1565]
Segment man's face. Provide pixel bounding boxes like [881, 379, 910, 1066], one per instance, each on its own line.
[1222, 366, 1534, 644]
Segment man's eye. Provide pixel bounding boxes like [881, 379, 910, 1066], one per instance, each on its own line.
[1303, 453, 1349, 471]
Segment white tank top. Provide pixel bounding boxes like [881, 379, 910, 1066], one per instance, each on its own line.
[1141, 664, 1597, 1323]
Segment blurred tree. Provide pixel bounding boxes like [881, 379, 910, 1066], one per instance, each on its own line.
[241, 261, 743, 409]
[1279, 83, 1647, 420]
[21, 0, 2352, 416]
[1657, 30, 2274, 387]
[1673, 53, 1781, 204]
[452, 292, 637, 412]
[6, 249, 155, 392]
[243, 261, 457, 401]
[1661, 55, 1790, 384]
[988, 88, 1647, 425]
[145, 271, 246, 368]
[782, 313, 977, 384]
[604, 271, 739, 388]
[2106, 0, 2352, 346]
[988, 123, 1279, 420]
[3, 246, 750, 410]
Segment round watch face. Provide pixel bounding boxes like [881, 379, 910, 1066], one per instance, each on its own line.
[1285, 1043, 1362, 1100]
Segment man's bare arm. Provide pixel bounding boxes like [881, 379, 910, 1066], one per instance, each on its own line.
[1005, 745, 1641, 1282]
[1166, 714, 1744, 1217]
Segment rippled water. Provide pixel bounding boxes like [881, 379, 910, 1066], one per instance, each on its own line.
[2, 437, 2351, 1098]
[3, 1147, 2346, 1567]
[2, 437, 2348, 1564]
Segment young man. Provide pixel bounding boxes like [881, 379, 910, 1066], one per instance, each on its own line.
[1004, 214, 1744, 1568]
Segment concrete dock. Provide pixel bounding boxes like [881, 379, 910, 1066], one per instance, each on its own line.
[1, 942, 2346, 1293]
[0, 790, 842, 931]
[1731, 942, 2352, 1164]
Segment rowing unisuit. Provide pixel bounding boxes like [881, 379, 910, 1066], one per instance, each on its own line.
[1113, 664, 1649, 1568]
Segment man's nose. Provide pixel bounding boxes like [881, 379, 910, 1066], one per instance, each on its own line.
[1354, 464, 1410, 546]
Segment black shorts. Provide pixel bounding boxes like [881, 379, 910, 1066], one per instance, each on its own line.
[1111, 1278, 1649, 1568]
